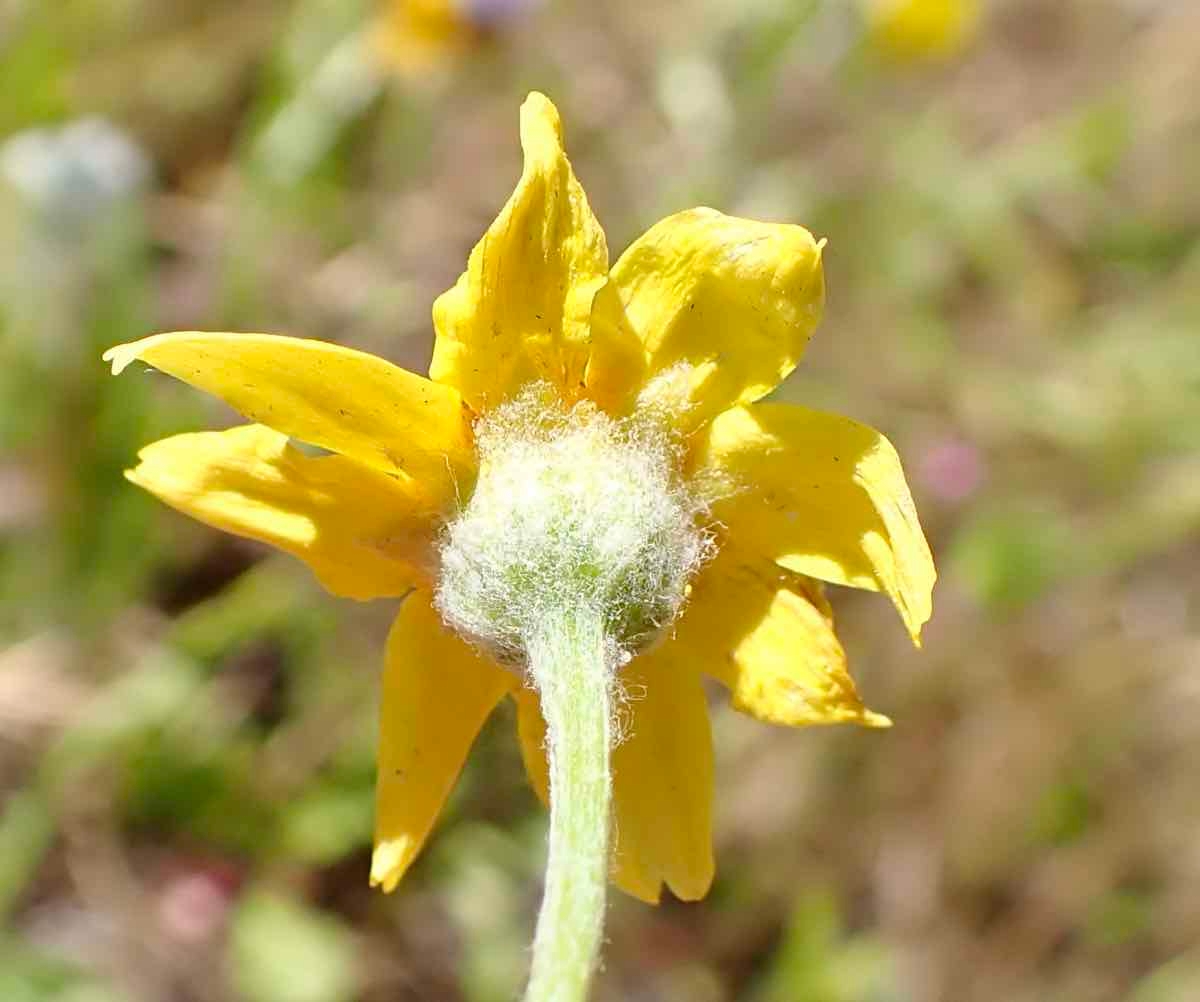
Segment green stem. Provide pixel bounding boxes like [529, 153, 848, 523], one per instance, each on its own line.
[524, 606, 613, 1002]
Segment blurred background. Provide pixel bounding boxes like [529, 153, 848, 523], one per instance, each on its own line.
[1, 1, 1198, 1000]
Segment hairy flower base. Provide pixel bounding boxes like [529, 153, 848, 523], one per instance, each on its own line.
[437, 385, 712, 667]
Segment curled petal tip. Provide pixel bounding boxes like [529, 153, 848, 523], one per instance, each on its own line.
[519, 90, 563, 143]
[862, 710, 893, 729]
[101, 343, 131, 374]
[369, 856, 402, 894]
[907, 601, 934, 647]
[368, 874, 396, 894]
[521, 89, 555, 111]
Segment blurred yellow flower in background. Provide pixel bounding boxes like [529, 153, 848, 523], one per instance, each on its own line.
[374, 0, 476, 75]
[373, 0, 530, 76]
[864, 0, 980, 63]
[105, 93, 933, 905]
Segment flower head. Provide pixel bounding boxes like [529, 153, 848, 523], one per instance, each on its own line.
[863, 0, 980, 64]
[372, 0, 531, 78]
[106, 93, 934, 904]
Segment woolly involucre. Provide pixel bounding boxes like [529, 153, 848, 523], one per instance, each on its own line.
[436, 384, 712, 670]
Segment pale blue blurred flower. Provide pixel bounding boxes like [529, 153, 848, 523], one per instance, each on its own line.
[0, 117, 150, 231]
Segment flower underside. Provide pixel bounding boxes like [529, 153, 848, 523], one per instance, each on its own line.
[437, 384, 712, 668]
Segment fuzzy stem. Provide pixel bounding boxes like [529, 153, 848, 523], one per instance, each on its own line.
[524, 605, 613, 1002]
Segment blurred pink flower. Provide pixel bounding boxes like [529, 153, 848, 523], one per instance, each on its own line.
[157, 861, 241, 945]
[919, 436, 986, 503]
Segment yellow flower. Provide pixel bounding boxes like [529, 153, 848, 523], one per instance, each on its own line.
[105, 93, 934, 904]
[372, 0, 507, 77]
[863, 0, 980, 64]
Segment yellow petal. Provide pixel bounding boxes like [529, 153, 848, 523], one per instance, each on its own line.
[372, 592, 513, 892]
[581, 278, 649, 414]
[513, 672, 714, 904]
[128, 424, 437, 600]
[104, 332, 474, 500]
[606, 207, 825, 429]
[610, 653, 715, 903]
[669, 544, 891, 729]
[429, 92, 611, 412]
[695, 402, 935, 642]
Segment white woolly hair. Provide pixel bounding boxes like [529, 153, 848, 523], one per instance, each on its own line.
[435, 384, 712, 668]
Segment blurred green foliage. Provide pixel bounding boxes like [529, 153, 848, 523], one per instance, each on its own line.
[1, 1, 1198, 1000]
[231, 891, 359, 1002]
